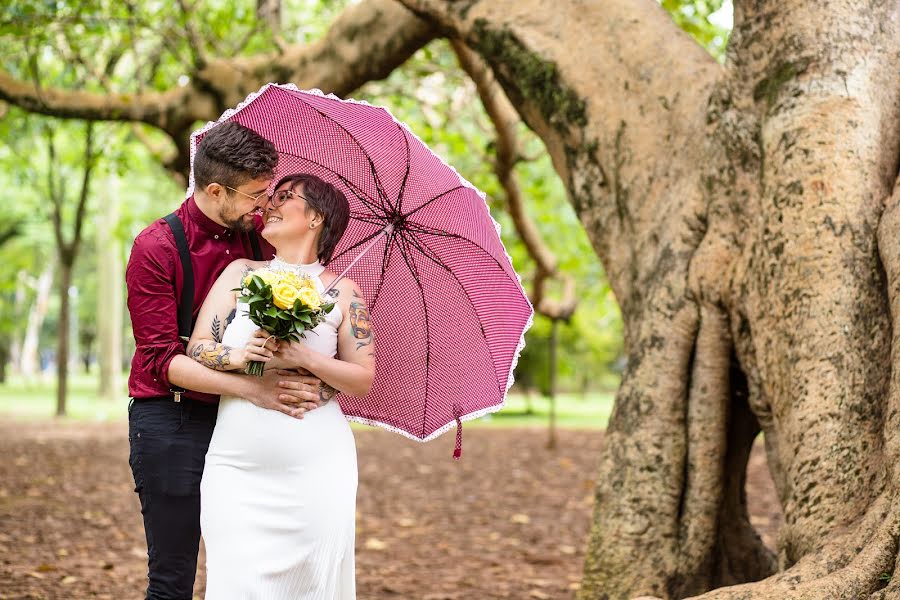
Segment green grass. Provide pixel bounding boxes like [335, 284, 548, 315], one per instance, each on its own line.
[0, 373, 615, 429]
[0, 373, 129, 421]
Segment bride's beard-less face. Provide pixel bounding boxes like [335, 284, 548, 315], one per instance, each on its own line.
[262, 189, 321, 260]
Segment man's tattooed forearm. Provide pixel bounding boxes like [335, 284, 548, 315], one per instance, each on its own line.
[188, 342, 233, 370]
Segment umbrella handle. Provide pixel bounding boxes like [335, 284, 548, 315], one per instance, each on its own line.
[324, 223, 394, 295]
[322, 223, 394, 296]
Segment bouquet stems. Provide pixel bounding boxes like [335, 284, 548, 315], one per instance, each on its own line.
[246, 360, 266, 377]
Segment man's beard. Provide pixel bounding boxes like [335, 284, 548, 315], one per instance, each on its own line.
[220, 208, 256, 233]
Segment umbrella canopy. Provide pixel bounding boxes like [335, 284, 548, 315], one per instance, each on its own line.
[187, 84, 533, 457]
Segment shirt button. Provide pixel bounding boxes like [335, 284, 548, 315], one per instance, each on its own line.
[214, 235, 219, 239]
[225, 250, 230, 254]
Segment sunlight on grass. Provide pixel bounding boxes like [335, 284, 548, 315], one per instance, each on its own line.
[0, 373, 615, 430]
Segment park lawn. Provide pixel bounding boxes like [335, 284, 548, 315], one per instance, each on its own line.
[0, 373, 615, 430]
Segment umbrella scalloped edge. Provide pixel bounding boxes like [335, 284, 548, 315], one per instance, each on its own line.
[185, 83, 535, 442]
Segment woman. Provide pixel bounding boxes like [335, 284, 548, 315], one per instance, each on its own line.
[186, 173, 375, 599]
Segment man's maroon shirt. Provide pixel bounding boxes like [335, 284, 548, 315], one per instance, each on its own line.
[126, 197, 275, 402]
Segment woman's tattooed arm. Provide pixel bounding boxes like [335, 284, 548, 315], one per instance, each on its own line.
[186, 316, 236, 370]
[187, 340, 234, 370]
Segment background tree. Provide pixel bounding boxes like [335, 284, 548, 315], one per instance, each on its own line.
[45, 120, 98, 416]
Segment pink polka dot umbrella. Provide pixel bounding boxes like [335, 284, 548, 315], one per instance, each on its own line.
[187, 84, 534, 458]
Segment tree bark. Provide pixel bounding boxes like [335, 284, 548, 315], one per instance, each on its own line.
[398, 0, 900, 597]
[55, 263, 72, 417]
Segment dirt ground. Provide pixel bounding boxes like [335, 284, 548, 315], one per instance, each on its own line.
[0, 419, 782, 599]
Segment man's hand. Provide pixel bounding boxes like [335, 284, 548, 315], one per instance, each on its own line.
[240, 369, 324, 419]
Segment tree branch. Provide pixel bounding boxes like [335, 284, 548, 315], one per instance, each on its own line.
[0, 0, 437, 179]
[70, 121, 96, 261]
[452, 39, 576, 321]
[176, 0, 209, 69]
[397, 0, 721, 317]
[0, 0, 434, 127]
[44, 125, 66, 256]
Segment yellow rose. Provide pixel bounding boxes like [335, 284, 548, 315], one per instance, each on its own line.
[278, 271, 302, 287]
[297, 287, 322, 311]
[259, 270, 279, 285]
[245, 270, 278, 287]
[272, 281, 301, 310]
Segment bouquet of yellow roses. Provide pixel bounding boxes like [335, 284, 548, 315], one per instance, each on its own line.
[233, 268, 336, 376]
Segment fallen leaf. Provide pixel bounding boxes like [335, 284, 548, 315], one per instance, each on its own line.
[365, 537, 388, 550]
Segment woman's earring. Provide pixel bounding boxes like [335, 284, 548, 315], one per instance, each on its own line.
[309, 223, 316, 229]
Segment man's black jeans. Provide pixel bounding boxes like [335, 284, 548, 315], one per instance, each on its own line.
[128, 397, 217, 600]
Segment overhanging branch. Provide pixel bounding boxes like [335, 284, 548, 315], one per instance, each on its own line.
[452, 40, 576, 321]
[0, 0, 437, 160]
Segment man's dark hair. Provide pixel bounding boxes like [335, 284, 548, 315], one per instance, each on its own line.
[274, 173, 350, 265]
[193, 122, 278, 191]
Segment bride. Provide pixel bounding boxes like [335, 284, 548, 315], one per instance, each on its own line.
[186, 173, 374, 599]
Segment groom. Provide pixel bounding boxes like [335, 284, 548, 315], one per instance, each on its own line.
[125, 121, 325, 599]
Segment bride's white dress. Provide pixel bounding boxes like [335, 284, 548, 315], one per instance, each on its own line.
[201, 259, 357, 600]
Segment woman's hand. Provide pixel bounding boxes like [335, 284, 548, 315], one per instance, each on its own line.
[235, 330, 279, 371]
[273, 337, 314, 371]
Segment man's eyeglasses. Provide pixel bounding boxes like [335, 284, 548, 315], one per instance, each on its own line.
[267, 189, 310, 209]
[224, 185, 269, 206]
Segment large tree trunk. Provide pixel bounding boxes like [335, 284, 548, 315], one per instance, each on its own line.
[399, 0, 900, 597]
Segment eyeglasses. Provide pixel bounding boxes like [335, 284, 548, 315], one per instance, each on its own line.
[267, 189, 310, 210]
[224, 185, 269, 206]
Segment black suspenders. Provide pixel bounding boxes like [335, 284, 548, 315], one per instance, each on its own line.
[162, 212, 263, 400]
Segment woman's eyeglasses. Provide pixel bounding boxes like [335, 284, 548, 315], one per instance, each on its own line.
[267, 189, 310, 209]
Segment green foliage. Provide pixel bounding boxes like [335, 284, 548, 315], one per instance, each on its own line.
[660, 0, 732, 61]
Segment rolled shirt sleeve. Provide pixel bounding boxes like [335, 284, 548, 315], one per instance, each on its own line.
[126, 229, 185, 394]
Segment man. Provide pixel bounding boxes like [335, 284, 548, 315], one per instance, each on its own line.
[125, 121, 323, 599]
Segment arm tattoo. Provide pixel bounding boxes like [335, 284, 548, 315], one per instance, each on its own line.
[318, 382, 337, 402]
[211, 316, 223, 343]
[349, 295, 373, 351]
[187, 341, 233, 370]
[224, 308, 236, 328]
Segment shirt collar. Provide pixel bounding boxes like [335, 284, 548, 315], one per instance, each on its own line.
[186, 196, 231, 238]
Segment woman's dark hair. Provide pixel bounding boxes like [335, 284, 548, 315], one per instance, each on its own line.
[194, 122, 278, 190]
[274, 173, 350, 265]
